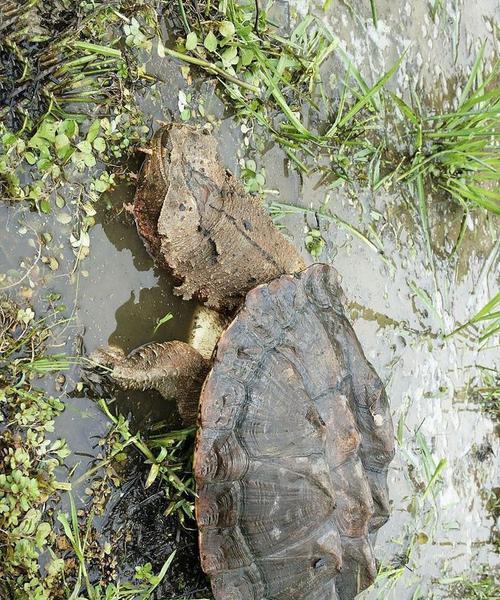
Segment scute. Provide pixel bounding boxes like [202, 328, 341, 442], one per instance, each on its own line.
[195, 264, 394, 600]
[196, 431, 249, 483]
[237, 460, 335, 556]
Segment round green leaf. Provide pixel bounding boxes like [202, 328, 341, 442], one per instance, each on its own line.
[54, 134, 71, 159]
[37, 158, 53, 171]
[2, 132, 17, 147]
[83, 153, 97, 168]
[57, 213, 72, 224]
[416, 532, 429, 545]
[65, 120, 79, 138]
[24, 152, 37, 165]
[204, 31, 218, 52]
[77, 140, 92, 154]
[55, 133, 69, 149]
[93, 137, 106, 153]
[93, 179, 109, 193]
[39, 198, 51, 214]
[240, 47, 254, 66]
[185, 31, 198, 51]
[219, 20, 235, 38]
[86, 120, 100, 143]
[221, 45, 239, 66]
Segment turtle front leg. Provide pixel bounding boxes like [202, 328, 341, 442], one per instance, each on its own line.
[89, 341, 209, 425]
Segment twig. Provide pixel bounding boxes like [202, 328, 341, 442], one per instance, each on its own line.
[0, 241, 42, 291]
[163, 47, 260, 93]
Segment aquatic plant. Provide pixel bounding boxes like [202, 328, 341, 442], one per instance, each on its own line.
[57, 493, 176, 600]
[441, 566, 500, 599]
[96, 400, 197, 524]
[0, 297, 197, 599]
[167, 0, 400, 178]
[359, 415, 448, 597]
[470, 367, 500, 424]
[269, 197, 388, 263]
[448, 292, 500, 344]
[0, 0, 152, 218]
[1, 2, 497, 597]
[0, 1, 155, 128]
[388, 48, 499, 215]
[0, 298, 69, 597]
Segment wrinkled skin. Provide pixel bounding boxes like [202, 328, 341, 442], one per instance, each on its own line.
[134, 124, 305, 313]
[90, 124, 395, 600]
[91, 342, 209, 424]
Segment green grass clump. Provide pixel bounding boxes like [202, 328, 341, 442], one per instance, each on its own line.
[442, 567, 500, 599]
[55, 494, 176, 600]
[366, 422, 448, 596]
[168, 1, 400, 178]
[470, 367, 500, 423]
[390, 49, 499, 215]
[448, 292, 500, 344]
[170, 3, 498, 226]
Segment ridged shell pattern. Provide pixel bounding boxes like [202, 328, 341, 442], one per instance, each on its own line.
[194, 264, 394, 600]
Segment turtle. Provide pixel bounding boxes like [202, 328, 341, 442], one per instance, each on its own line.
[91, 123, 395, 600]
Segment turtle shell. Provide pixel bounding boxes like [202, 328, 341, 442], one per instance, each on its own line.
[194, 264, 394, 600]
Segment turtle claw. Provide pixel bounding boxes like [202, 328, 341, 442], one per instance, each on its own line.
[88, 345, 126, 369]
[85, 341, 209, 426]
[82, 345, 126, 394]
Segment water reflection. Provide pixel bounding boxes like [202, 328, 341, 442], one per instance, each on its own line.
[79, 196, 197, 426]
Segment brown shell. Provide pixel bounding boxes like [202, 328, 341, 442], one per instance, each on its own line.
[133, 124, 305, 314]
[194, 264, 394, 600]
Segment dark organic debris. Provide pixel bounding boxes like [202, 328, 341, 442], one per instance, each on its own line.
[0, 0, 80, 128]
[102, 465, 211, 599]
[0, 0, 153, 130]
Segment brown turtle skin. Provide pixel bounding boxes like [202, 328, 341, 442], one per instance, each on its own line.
[90, 342, 210, 424]
[194, 264, 394, 600]
[134, 124, 305, 314]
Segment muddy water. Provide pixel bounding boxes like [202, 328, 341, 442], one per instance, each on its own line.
[1, 0, 498, 598]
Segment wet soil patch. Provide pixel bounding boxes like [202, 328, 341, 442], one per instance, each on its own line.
[103, 463, 211, 599]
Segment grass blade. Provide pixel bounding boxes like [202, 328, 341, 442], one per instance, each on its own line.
[337, 53, 404, 128]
